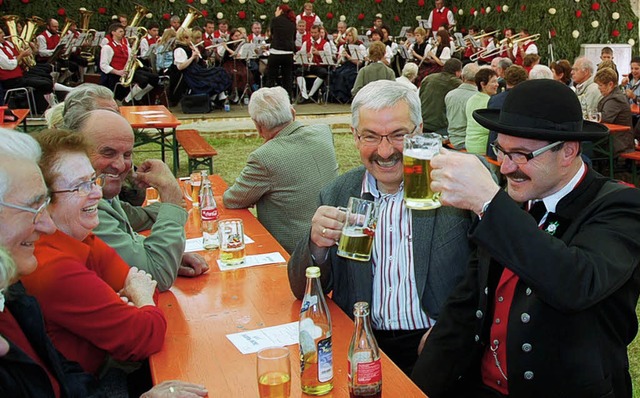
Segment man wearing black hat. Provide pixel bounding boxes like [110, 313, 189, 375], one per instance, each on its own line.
[411, 79, 640, 398]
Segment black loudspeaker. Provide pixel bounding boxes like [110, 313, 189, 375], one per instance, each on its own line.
[181, 93, 211, 114]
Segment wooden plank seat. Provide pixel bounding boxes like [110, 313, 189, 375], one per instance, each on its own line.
[176, 129, 217, 174]
[619, 151, 640, 186]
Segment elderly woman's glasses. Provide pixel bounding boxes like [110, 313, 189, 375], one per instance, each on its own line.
[490, 141, 564, 164]
[356, 125, 418, 147]
[51, 175, 106, 197]
[0, 197, 51, 224]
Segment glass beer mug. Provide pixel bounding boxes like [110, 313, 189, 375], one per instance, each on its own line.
[182, 171, 205, 207]
[403, 133, 442, 210]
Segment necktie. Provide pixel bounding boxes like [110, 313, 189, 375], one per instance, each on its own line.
[529, 201, 546, 225]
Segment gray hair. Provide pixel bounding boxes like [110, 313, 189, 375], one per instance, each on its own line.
[402, 62, 419, 80]
[248, 87, 294, 131]
[0, 247, 16, 290]
[529, 64, 554, 80]
[461, 62, 479, 82]
[498, 57, 513, 71]
[574, 56, 595, 74]
[62, 84, 116, 129]
[351, 80, 422, 131]
[0, 128, 41, 202]
[170, 15, 181, 23]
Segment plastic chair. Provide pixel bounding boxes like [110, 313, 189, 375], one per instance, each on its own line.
[3, 87, 37, 117]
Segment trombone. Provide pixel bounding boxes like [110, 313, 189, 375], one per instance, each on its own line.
[475, 33, 539, 60]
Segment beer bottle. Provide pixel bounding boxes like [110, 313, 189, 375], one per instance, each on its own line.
[348, 302, 382, 398]
[299, 266, 333, 395]
[200, 174, 219, 249]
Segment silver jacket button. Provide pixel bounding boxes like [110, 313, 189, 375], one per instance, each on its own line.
[522, 343, 532, 352]
[524, 371, 534, 380]
[521, 313, 531, 323]
[525, 287, 532, 296]
[476, 310, 483, 319]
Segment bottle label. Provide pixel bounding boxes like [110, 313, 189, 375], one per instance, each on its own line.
[356, 358, 382, 384]
[317, 337, 333, 382]
[201, 207, 219, 221]
[300, 295, 318, 313]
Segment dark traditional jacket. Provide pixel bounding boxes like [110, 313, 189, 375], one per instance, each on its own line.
[0, 282, 96, 397]
[412, 168, 640, 398]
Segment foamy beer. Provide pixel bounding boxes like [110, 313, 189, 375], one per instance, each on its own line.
[182, 171, 203, 206]
[337, 197, 379, 262]
[403, 133, 442, 210]
[218, 219, 246, 266]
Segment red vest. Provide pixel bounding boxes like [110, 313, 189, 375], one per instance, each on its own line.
[514, 41, 535, 66]
[213, 30, 229, 40]
[304, 37, 327, 64]
[36, 30, 60, 62]
[106, 36, 129, 70]
[203, 33, 214, 48]
[430, 7, 451, 32]
[146, 35, 158, 46]
[0, 42, 24, 80]
[299, 13, 317, 33]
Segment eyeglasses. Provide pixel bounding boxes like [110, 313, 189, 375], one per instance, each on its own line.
[491, 141, 564, 165]
[356, 125, 418, 147]
[0, 196, 51, 224]
[51, 175, 105, 196]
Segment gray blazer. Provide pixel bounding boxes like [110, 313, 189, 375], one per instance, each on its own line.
[288, 166, 473, 321]
[223, 121, 338, 253]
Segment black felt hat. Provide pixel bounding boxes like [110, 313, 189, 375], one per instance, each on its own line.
[472, 79, 609, 141]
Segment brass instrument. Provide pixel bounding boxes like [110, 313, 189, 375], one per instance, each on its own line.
[59, 17, 75, 38]
[2, 15, 36, 68]
[180, 6, 204, 30]
[509, 33, 540, 48]
[78, 9, 96, 63]
[473, 33, 524, 60]
[129, 3, 149, 29]
[120, 26, 147, 87]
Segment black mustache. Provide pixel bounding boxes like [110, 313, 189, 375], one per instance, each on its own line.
[370, 151, 403, 163]
[505, 170, 529, 180]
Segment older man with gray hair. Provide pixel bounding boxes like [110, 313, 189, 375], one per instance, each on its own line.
[287, 80, 471, 375]
[572, 56, 603, 112]
[445, 62, 479, 149]
[223, 86, 338, 253]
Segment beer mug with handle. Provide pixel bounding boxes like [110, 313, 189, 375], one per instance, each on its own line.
[403, 133, 442, 210]
[182, 170, 204, 207]
[337, 197, 379, 262]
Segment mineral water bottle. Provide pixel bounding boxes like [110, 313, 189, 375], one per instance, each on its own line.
[299, 266, 333, 395]
[581, 97, 588, 119]
[348, 302, 382, 398]
[224, 98, 231, 112]
[200, 176, 219, 249]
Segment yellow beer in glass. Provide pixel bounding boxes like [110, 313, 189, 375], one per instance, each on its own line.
[337, 197, 379, 262]
[403, 133, 442, 210]
[257, 347, 291, 398]
[218, 219, 245, 266]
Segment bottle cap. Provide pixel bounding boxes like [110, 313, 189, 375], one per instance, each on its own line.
[353, 301, 370, 316]
[305, 266, 321, 278]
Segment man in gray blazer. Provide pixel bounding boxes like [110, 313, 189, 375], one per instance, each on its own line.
[288, 80, 472, 375]
[223, 87, 338, 253]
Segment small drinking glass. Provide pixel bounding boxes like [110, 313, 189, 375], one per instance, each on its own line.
[218, 219, 245, 265]
[337, 197, 379, 262]
[588, 111, 602, 123]
[257, 347, 291, 398]
[146, 187, 160, 204]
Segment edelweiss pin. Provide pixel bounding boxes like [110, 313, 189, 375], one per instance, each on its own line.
[545, 221, 559, 235]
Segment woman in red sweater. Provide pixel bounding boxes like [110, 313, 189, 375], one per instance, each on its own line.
[22, 130, 167, 377]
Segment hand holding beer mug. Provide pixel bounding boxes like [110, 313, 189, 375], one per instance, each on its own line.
[257, 347, 291, 398]
[182, 171, 203, 207]
[403, 133, 442, 210]
[337, 197, 379, 262]
[145, 187, 160, 204]
[218, 219, 246, 265]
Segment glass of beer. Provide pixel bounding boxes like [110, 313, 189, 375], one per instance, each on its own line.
[257, 346, 291, 398]
[218, 219, 246, 265]
[337, 197, 379, 262]
[403, 133, 442, 210]
[182, 171, 203, 207]
[145, 187, 160, 204]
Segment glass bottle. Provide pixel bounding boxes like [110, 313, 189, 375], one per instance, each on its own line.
[200, 173, 219, 249]
[348, 302, 382, 398]
[299, 266, 333, 395]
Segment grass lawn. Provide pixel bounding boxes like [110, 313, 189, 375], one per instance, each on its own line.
[136, 132, 640, 395]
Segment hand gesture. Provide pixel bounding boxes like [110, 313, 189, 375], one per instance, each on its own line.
[133, 159, 183, 205]
[310, 205, 346, 248]
[178, 253, 209, 277]
[140, 380, 208, 398]
[120, 267, 157, 308]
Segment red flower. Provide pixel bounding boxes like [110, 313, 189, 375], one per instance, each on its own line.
[417, 0, 425, 6]
[186, 0, 194, 3]
[520, 4, 526, 11]
[358, 13, 365, 20]
[220, 0, 225, 3]
[202, 10, 208, 17]
[310, 0, 314, 2]
[612, 29, 620, 37]
[20, 0, 29, 3]
[163, 13, 171, 20]
[591, 2, 600, 10]
[453, 6, 458, 13]
[480, 7, 486, 14]
[496, 5, 501, 13]
[394, 15, 400, 22]
[611, 0, 617, 2]
[470, 7, 475, 14]
[375, 0, 382, 3]
[575, 10, 582, 18]
[257, 0, 265, 3]
[238, 11, 246, 19]
[549, 29, 556, 37]
[57, 8, 65, 16]
[326, 12, 333, 19]
[98, 7, 107, 14]
[627, 21, 634, 30]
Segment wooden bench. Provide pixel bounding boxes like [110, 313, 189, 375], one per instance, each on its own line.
[176, 129, 218, 174]
[619, 151, 640, 186]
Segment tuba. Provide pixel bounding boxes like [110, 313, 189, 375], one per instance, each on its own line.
[78, 9, 96, 63]
[2, 15, 36, 68]
[180, 6, 204, 30]
[120, 26, 148, 87]
[129, 3, 149, 29]
[59, 17, 75, 38]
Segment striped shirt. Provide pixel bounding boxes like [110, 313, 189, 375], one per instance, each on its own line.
[362, 171, 435, 330]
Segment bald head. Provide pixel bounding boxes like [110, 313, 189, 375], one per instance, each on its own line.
[79, 110, 134, 199]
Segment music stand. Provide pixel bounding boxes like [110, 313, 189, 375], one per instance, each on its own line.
[396, 45, 410, 60]
[92, 32, 106, 47]
[418, 20, 429, 30]
[237, 43, 258, 106]
[398, 26, 412, 40]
